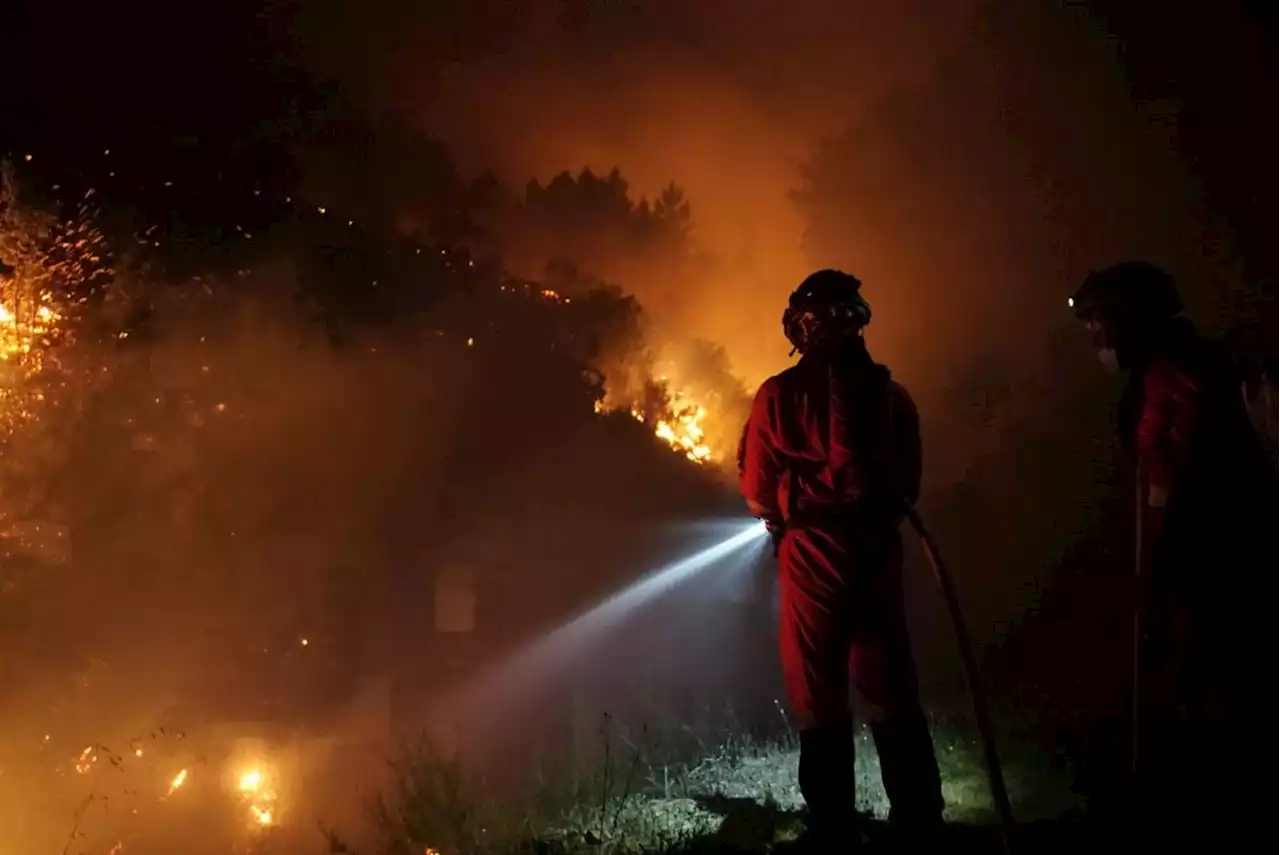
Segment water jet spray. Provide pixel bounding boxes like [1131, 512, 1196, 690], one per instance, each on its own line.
[442, 520, 769, 716]
[433, 511, 1014, 854]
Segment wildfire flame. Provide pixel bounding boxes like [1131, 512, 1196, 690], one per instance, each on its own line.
[237, 764, 278, 828]
[0, 295, 63, 437]
[654, 395, 713, 464]
[514, 275, 722, 465]
[0, 300, 59, 360]
[591, 383, 716, 463]
[594, 388, 715, 465]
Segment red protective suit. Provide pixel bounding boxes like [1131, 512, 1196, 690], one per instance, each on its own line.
[1119, 322, 1274, 844]
[738, 348, 942, 835]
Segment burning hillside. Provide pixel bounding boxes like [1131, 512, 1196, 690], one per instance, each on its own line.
[1, 150, 755, 491]
[594, 390, 713, 465]
[497, 279, 751, 469]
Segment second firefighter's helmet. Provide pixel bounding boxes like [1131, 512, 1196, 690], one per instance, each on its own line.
[782, 269, 872, 355]
[1069, 261, 1183, 322]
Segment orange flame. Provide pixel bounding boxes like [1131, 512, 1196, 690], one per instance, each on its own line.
[237, 764, 278, 828]
[595, 388, 715, 464]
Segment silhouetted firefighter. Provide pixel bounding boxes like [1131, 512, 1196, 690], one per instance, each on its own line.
[738, 270, 943, 850]
[1070, 261, 1275, 850]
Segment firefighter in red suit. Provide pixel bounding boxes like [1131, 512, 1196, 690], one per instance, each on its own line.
[738, 270, 943, 848]
[1070, 261, 1273, 848]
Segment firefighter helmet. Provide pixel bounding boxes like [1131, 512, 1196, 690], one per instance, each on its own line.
[782, 269, 872, 355]
[1069, 261, 1183, 322]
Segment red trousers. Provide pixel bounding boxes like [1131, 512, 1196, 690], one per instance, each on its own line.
[778, 519, 943, 831]
[778, 523, 922, 728]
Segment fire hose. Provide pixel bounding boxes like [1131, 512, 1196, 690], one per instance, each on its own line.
[904, 507, 1016, 855]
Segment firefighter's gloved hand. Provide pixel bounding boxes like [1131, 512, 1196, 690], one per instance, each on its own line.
[763, 517, 786, 557]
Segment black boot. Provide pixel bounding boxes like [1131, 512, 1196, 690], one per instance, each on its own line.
[797, 717, 859, 851]
[870, 711, 944, 843]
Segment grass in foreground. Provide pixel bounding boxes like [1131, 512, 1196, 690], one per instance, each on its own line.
[325, 717, 1076, 855]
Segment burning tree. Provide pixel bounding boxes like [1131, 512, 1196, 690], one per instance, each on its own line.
[0, 160, 114, 409]
[0, 159, 113, 566]
[477, 168, 747, 468]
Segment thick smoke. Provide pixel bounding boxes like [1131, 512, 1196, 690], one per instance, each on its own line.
[275, 0, 976, 387]
[1, 166, 761, 849]
[295, 0, 1272, 495]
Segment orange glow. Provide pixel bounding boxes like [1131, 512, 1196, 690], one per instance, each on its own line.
[238, 768, 263, 792]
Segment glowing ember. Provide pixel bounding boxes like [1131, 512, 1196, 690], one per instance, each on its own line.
[167, 768, 188, 795]
[74, 745, 96, 775]
[539, 287, 571, 304]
